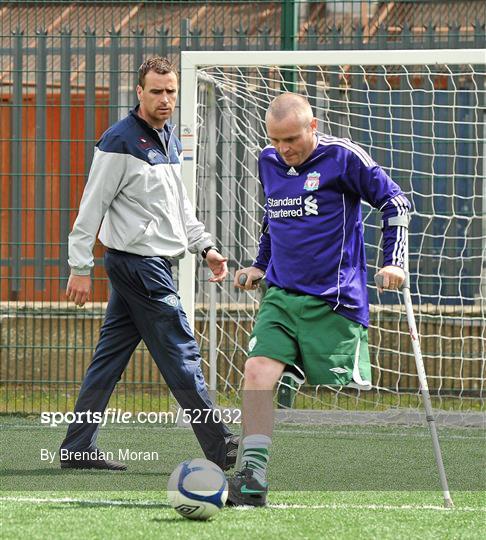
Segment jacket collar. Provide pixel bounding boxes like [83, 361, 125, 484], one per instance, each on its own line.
[129, 105, 174, 138]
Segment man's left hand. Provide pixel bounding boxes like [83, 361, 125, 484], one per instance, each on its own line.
[205, 250, 228, 283]
[375, 266, 405, 293]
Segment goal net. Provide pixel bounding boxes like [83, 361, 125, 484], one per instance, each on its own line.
[180, 50, 485, 425]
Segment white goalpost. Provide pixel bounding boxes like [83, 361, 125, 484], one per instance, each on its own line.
[178, 49, 485, 504]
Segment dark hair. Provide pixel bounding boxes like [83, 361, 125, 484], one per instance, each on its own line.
[138, 57, 178, 87]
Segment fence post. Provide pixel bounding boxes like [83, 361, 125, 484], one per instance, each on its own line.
[449, 23, 460, 48]
[35, 29, 48, 291]
[109, 27, 120, 125]
[84, 28, 96, 179]
[132, 28, 144, 90]
[401, 23, 413, 49]
[180, 18, 191, 51]
[353, 24, 364, 50]
[10, 29, 23, 299]
[303, 25, 318, 113]
[329, 25, 341, 50]
[60, 28, 72, 286]
[425, 22, 435, 49]
[120, 28, 145, 119]
[280, 0, 297, 92]
[280, 0, 298, 51]
[212, 26, 224, 50]
[156, 26, 169, 58]
[191, 27, 202, 51]
[473, 20, 485, 48]
[377, 23, 387, 50]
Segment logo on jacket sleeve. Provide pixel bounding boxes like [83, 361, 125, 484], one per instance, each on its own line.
[147, 148, 166, 164]
[303, 171, 320, 191]
[138, 137, 152, 150]
[162, 294, 179, 307]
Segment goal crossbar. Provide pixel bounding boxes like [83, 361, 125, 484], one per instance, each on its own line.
[181, 48, 485, 69]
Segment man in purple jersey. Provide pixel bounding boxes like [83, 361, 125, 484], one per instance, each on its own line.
[227, 93, 411, 506]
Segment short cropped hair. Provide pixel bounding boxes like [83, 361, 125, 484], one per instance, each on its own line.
[266, 93, 313, 125]
[138, 57, 178, 88]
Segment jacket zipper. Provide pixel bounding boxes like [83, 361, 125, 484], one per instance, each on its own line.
[154, 124, 176, 158]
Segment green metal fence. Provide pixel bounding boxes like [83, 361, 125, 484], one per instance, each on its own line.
[1, 1, 485, 414]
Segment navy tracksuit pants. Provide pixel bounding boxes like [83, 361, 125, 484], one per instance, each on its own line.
[60, 249, 232, 467]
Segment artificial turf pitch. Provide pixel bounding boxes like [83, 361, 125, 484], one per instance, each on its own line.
[1, 417, 485, 539]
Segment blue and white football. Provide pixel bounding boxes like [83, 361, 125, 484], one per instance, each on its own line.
[167, 458, 228, 520]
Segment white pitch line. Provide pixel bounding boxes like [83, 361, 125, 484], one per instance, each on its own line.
[274, 429, 484, 441]
[264, 503, 486, 512]
[1, 496, 485, 512]
[0, 496, 163, 507]
[1, 425, 483, 440]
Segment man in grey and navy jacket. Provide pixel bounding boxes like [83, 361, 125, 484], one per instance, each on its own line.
[60, 57, 238, 471]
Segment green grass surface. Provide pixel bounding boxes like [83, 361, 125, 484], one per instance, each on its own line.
[2, 491, 485, 540]
[2, 386, 483, 415]
[1, 417, 485, 539]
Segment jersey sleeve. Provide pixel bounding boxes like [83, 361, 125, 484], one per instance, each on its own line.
[252, 159, 271, 271]
[343, 148, 412, 268]
[68, 145, 128, 274]
[252, 208, 271, 271]
[179, 174, 214, 255]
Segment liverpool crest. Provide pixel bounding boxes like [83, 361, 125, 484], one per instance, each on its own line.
[303, 171, 320, 191]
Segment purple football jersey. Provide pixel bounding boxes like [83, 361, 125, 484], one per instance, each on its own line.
[253, 135, 411, 327]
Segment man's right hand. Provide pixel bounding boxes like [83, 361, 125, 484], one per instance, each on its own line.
[66, 274, 91, 307]
[234, 267, 265, 291]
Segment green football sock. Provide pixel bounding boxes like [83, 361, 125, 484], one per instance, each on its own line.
[241, 434, 271, 484]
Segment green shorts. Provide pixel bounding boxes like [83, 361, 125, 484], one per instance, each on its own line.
[247, 287, 372, 388]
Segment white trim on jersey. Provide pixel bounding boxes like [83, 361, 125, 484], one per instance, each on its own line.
[389, 195, 409, 266]
[318, 134, 375, 168]
[379, 194, 410, 213]
[334, 193, 346, 311]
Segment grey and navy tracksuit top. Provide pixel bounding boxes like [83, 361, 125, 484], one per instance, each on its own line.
[68, 106, 213, 275]
[253, 135, 411, 327]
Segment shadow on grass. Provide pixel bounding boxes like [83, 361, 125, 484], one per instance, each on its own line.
[150, 516, 219, 524]
[1, 469, 169, 477]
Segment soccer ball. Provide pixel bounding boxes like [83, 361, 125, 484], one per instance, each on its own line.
[167, 458, 228, 520]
